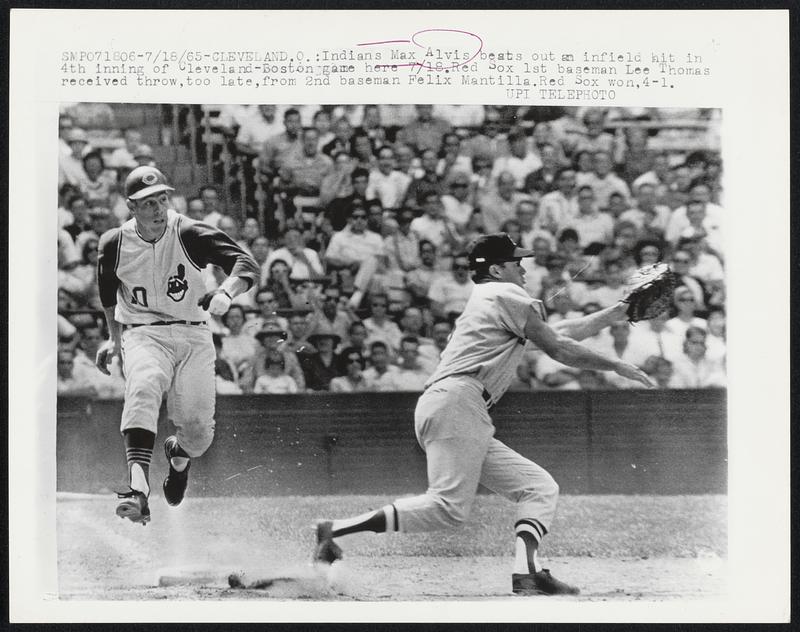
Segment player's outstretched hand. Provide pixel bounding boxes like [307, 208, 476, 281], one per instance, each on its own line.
[96, 339, 122, 376]
[198, 288, 232, 316]
[613, 361, 655, 388]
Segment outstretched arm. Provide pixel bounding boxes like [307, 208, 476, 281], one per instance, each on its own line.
[551, 302, 628, 341]
[524, 307, 652, 387]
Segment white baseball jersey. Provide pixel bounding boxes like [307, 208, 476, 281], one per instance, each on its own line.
[425, 281, 546, 405]
[98, 210, 259, 324]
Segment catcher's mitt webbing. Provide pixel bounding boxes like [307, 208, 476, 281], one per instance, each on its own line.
[621, 263, 678, 323]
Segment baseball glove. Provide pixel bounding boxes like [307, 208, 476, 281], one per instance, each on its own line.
[621, 263, 678, 322]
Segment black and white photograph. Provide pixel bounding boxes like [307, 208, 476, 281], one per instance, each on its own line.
[8, 8, 789, 624]
[55, 101, 728, 600]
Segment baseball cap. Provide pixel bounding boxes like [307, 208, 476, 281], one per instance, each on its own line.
[66, 128, 89, 143]
[124, 166, 175, 200]
[467, 232, 534, 269]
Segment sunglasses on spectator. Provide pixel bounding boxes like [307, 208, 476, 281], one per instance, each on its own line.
[454, 264, 470, 270]
[672, 257, 690, 264]
[346, 356, 362, 364]
[352, 213, 367, 219]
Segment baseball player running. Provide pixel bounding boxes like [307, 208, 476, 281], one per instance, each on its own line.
[95, 166, 259, 525]
[314, 233, 653, 595]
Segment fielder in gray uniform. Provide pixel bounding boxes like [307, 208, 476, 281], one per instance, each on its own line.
[95, 166, 259, 525]
[314, 233, 653, 595]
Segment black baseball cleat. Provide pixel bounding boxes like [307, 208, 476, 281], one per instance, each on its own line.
[163, 435, 190, 506]
[313, 520, 343, 564]
[115, 488, 151, 525]
[512, 569, 580, 595]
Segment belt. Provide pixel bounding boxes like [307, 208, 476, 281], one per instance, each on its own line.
[125, 320, 207, 328]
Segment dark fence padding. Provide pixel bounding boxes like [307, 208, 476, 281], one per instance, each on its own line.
[57, 390, 726, 496]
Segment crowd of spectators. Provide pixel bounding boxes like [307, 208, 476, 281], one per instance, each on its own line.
[56, 103, 726, 397]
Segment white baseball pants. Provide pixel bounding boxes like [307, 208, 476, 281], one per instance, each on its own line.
[120, 324, 216, 457]
[393, 375, 559, 533]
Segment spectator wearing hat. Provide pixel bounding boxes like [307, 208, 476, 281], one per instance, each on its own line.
[107, 129, 144, 170]
[59, 128, 91, 187]
[428, 254, 475, 321]
[667, 286, 708, 340]
[253, 319, 306, 391]
[253, 350, 300, 394]
[330, 347, 371, 393]
[670, 326, 725, 388]
[132, 144, 157, 168]
[366, 146, 412, 211]
[299, 329, 342, 391]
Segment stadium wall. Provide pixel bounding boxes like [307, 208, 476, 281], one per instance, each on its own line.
[57, 390, 727, 496]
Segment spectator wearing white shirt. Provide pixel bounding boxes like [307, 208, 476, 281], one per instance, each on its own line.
[678, 235, 724, 284]
[539, 167, 579, 237]
[393, 336, 431, 390]
[366, 146, 412, 210]
[363, 293, 403, 354]
[562, 186, 614, 249]
[491, 128, 542, 189]
[588, 322, 653, 388]
[582, 151, 631, 211]
[253, 350, 300, 394]
[107, 129, 143, 170]
[440, 171, 475, 233]
[363, 341, 402, 391]
[428, 254, 475, 320]
[478, 171, 530, 234]
[410, 191, 461, 257]
[670, 327, 725, 388]
[516, 197, 555, 251]
[433, 104, 486, 128]
[665, 183, 724, 243]
[666, 286, 708, 340]
[619, 182, 672, 240]
[330, 347, 371, 393]
[266, 228, 324, 281]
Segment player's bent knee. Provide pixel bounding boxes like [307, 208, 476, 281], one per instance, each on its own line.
[433, 495, 470, 527]
[177, 423, 215, 457]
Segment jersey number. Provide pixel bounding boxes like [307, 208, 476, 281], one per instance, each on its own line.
[131, 286, 149, 307]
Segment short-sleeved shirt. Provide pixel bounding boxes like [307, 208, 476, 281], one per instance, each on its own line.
[426, 281, 546, 403]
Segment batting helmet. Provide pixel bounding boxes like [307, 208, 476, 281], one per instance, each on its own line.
[124, 165, 175, 200]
